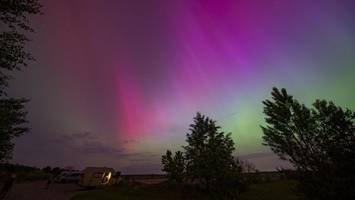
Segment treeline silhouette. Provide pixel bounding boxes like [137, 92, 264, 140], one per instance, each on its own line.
[162, 87, 355, 200]
[0, 163, 49, 181]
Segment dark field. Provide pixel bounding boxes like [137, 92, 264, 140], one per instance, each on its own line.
[72, 180, 301, 200]
[3, 181, 81, 200]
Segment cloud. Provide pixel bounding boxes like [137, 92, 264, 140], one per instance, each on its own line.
[121, 162, 162, 174]
[128, 154, 160, 163]
[49, 131, 159, 162]
[50, 131, 126, 156]
[76, 141, 124, 155]
[239, 152, 293, 171]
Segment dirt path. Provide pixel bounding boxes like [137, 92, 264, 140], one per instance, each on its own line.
[5, 181, 82, 200]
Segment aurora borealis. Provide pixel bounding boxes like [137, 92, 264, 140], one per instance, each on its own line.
[9, 0, 355, 173]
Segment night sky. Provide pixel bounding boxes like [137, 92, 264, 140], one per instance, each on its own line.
[8, 0, 355, 174]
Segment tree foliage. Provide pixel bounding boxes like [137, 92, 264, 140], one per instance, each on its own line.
[0, 0, 41, 90]
[161, 150, 185, 183]
[0, 0, 41, 161]
[162, 113, 245, 198]
[184, 112, 237, 191]
[262, 87, 355, 199]
[0, 98, 28, 160]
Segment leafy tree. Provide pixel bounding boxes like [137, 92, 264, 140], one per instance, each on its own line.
[42, 166, 52, 173]
[236, 158, 257, 173]
[262, 87, 355, 199]
[161, 113, 248, 198]
[0, 98, 28, 160]
[0, 0, 42, 161]
[184, 112, 238, 192]
[161, 150, 185, 183]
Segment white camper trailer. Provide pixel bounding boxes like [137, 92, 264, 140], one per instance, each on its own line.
[79, 167, 119, 187]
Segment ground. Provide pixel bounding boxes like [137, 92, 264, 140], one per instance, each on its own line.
[72, 180, 301, 200]
[1, 180, 301, 200]
[4, 181, 81, 200]
[238, 180, 301, 200]
[72, 182, 210, 200]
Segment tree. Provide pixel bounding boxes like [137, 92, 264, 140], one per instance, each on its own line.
[0, 0, 42, 161]
[262, 87, 355, 199]
[0, 98, 28, 160]
[236, 158, 257, 173]
[161, 150, 185, 183]
[184, 112, 238, 192]
[161, 113, 248, 198]
[42, 166, 52, 173]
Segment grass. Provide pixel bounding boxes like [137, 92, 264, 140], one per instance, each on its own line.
[238, 180, 301, 200]
[72, 180, 301, 200]
[72, 182, 210, 200]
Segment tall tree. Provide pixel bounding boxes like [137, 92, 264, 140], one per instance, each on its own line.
[0, 0, 42, 161]
[162, 113, 246, 198]
[262, 87, 355, 199]
[184, 112, 237, 192]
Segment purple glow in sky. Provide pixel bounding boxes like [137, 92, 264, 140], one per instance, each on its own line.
[9, 0, 355, 173]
